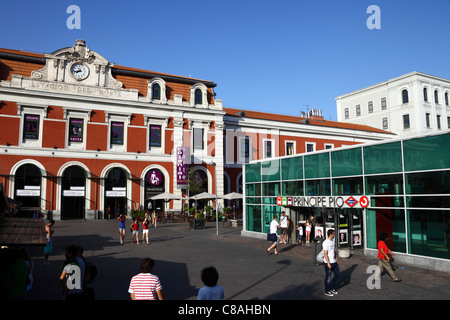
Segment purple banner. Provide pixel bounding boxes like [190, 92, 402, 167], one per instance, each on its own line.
[176, 147, 189, 188]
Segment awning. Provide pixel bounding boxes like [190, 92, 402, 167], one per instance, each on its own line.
[0, 217, 47, 247]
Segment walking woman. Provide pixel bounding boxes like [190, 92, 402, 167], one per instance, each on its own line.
[118, 214, 127, 245]
[131, 218, 140, 244]
[376, 233, 401, 282]
[151, 210, 157, 228]
[142, 214, 150, 245]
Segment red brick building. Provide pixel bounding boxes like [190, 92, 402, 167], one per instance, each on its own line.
[0, 40, 393, 219]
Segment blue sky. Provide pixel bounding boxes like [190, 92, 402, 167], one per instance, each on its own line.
[1, 0, 450, 120]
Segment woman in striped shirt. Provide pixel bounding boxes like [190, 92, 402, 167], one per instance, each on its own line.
[128, 258, 164, 300]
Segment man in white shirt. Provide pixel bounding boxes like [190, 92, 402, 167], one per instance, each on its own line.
[323, 229, 341, 296]
[279, 211, 290, 244]
[266, 215, 280, 255]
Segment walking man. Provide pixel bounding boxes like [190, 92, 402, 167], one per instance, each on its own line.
[279, 211, 289, 244]
[323, 229, 340, 297]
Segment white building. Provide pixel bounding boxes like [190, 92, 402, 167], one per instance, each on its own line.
[335, 72, 450, 137]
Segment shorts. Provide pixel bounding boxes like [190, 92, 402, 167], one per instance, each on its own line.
[143, 229, 148, 234]
[132, 230, 139, 235]
[280, 228, 288, 235]
[119, 227, 125, 232]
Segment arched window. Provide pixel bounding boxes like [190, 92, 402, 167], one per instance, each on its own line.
[14, 163, 42, 209]
[423, 88, 428, 102]
[445, 92, 449, 106]
[152, 83, 161, 100]
[195, 88, 203, 105]
[402, 89, 409, 104]
[434, 90, 439, 104]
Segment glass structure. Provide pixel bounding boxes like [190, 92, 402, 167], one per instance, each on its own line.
[243, 132, 450, 261]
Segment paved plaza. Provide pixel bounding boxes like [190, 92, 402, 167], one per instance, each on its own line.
[26, 219, 450, 301]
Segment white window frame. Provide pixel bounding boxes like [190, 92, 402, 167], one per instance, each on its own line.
[106, 112, 130, 152]
[263, 138, 275, 159]
[238, 136, 252, 164]
[285, 140, 296, 156]
[18, 104, 47, 148]
[305, 142, 316, 153]
[145, 117, 168, 154]
[64, 108, 90, 151]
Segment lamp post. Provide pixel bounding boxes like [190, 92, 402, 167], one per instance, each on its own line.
[209, 160, 218, 236]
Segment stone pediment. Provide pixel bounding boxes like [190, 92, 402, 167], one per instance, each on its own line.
[30, 40, 123, 90]
[7, 40, 139, 101]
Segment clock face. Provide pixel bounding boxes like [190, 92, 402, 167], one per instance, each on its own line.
[71, 63, 88, 80]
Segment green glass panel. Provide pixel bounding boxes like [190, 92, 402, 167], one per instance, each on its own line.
[245, 183, 261, 197]
[245, 162, 261, 183]
[262, 205, 281, 234]
[281, 156, 303, 180]
[404, 133, 450, 171]
[407, 210, 450, 259]
[331, 148, 362, 177]
[262, 182, 280, 196]
[304, 152, 330, 179]
[282, 180, 303, 196]
[261, 159, 280, 181]
[406, 170, 450, 194]
[332, 177, 363, 195]
[305, 179, 331, 196]
[363, 142, 402, 174]
[365, 174, 404, 195]
[246, 205, 261, 233]
[366, 209, 406, 253]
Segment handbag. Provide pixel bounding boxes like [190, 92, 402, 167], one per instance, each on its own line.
[267, 233, 277, 242]
[316, 250, 324, 263]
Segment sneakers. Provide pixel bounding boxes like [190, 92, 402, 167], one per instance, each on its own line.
[324, 290, 338, 297]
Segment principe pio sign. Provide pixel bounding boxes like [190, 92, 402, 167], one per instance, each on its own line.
[276, 195, 370, 209]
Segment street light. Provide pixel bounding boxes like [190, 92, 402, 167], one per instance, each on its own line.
[209, 160, 218, 236]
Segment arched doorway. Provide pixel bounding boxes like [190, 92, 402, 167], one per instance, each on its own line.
[61, 165, 86, 220]
[104, 167, 128, 219]
[144, 169, 165, 212]
[188, 168, 208, 210]
[14, 163, 42, 216]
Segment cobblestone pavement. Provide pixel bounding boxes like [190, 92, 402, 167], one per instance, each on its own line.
[26, 220, 450, 301]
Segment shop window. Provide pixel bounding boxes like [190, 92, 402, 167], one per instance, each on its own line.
[305, 179, 331, 196]
[332, 177, 363, 195]
[246, 205, 262, 233]
[262, 182, 280, 196]
[365, 174, 403, 195]
[403, 133, 450, 171]
[366, 209, 406, 253]
[282, 180, 303, 196]
[245, 183, 261, 197]
[407, 210, 450, 259]
[363, 141, 402, 174]
[406, 170, 450, 194]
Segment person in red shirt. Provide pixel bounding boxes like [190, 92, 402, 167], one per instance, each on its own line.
[376, 233, 401, 282]
[142, 215, 149, 245]
[131, 219, 140, 244]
